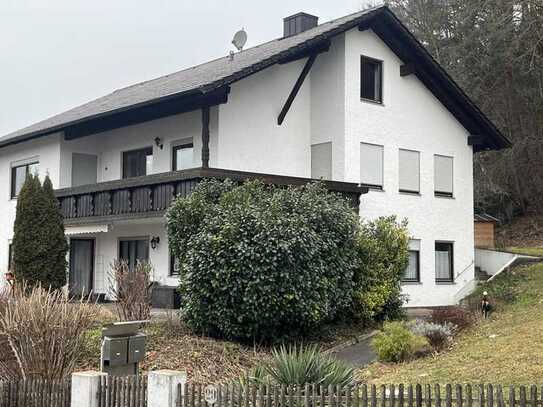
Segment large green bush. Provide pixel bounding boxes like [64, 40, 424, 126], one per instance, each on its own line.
[167, 179, 359, 341]
[12, 175, 68, 290]
[352, 216, 410, 322]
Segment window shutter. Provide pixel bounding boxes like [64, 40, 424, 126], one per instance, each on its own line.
[360, 143, 384, 188]
[434, 155, 453, 195]
[399, 149, 420, 193]
[311, 142, 332, 180]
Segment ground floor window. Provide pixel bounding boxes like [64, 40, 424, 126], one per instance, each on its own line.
[435, 241, 454, 282]
[119, 238, 149, 270]
[402, 239, 420, 282]
[170, 253, 180, 276]
[8, 243, 13, 271]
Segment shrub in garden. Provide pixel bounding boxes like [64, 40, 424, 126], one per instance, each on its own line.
[372, 321, 427, 362]
[408, 319, 456, 351]
[12, 174, 68, 290]
[0, 284, 98, 380]
[109, 260, 154, 321]
[167, 179, 360, 341]
[352, 216, 410, 323]
[431, 307, 474, 332]
[240, 344, 354, 387]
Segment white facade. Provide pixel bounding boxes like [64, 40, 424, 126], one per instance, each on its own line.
[0, 27, 478, 307]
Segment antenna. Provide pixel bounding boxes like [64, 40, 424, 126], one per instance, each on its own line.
[232, 29, 247, 51]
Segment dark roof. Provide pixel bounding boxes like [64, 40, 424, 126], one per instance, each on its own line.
[474, 213, 500, 223]
[0, 6, 511, 151]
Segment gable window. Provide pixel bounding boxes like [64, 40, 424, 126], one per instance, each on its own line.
[119, 238, 149, 271]
[360, 142, 384, 190]
[122, 147, 153, 179]
[435, 242, 454, 282]
[11, 161, 39, 199]
[311, 142, 332, 180]
[360, 56, 383, 103]
[403, 240, 420, 282]
[399, 149, 420, 194]
[434, 155, 453, 197]
[173, 142, 194, 171]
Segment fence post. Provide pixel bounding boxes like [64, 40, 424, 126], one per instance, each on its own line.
[147, 370, 187, 407]
[71, 371, 107, 407]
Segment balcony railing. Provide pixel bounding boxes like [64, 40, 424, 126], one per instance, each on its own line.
[55, 167, 367, 224]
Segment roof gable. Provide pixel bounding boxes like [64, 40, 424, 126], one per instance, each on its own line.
[0, 6, 510, 151]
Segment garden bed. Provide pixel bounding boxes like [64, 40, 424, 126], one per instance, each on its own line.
[76, 312, 370, 384]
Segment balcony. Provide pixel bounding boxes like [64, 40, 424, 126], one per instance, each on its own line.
[55, 167, 368, 225]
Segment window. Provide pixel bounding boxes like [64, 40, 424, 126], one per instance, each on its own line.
[399, 149, 420, 194]
[434, 155, 453, 197]
[122, 147, 153, 179]
[360, 56, 382, 103]
[311, 142, 332, 180]
[360, 143, 384, 189]
[11, 161, 39, 198]
[403, 240, 420, 282]
[170, 253, 180, 276]
[172, 142, 194, 171]
[435, 242, 454, 282]
[119, 238, 149, 271]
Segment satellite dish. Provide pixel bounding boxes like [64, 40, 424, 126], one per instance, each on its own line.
[232, 29, 247, 51]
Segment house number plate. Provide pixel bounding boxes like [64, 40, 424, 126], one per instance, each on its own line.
[205, 385, 218, 405]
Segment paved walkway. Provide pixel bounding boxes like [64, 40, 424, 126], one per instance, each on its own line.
[331, 335, 377, 367]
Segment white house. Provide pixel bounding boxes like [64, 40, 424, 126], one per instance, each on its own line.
[0, 6, 510, 308]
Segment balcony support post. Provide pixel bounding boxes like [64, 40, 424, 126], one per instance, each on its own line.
[201, 106, 210, 168]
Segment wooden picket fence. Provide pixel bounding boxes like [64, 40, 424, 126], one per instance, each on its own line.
[97, 375, 148, 407]
[0, 377, 70, 407]
[176, 384, 543, 407]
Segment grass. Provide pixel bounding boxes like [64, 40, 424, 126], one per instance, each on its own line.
[358, 261, 543, 386]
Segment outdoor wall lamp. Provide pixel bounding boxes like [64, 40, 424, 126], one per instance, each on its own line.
[154, 137, 164, 150]
[150, 236, 160, 250]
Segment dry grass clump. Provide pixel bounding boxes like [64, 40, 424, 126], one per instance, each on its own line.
[0, 284, 98, 380]
[109, 260, 153, 321]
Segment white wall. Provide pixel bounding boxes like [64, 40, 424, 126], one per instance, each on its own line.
[217, 59, 311, 177]
[0, 133, 62, 283]
[343, 28, 475, 307]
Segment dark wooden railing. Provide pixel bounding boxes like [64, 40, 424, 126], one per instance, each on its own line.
[55, 167, 367, 224]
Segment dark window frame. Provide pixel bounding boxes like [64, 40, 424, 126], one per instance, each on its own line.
[169, 252, 180, 276]
[360, 55, 383, 104]
[402, 249, 420, 282]
[122, 147, 153, 179]
[172, 142, 194, 171]
[435, 241, 454, 282]
[10, 161, 39, 199]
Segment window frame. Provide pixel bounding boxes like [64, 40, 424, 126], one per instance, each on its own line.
[172, 142, 194, 171]
[360, 142, 384, 190]
[398, 148, 421, 194]
[402, 249, 420, 283]
[8, 242, 13, 271]
[435, 241, 454, 283]
[434, 154, 454, 198]
[360, 55, 383, 104]
[10, 161, 39, 199]
[118, 236, 150, 271]
[122, 146, 153, 179]
[169, 252, 180, 276]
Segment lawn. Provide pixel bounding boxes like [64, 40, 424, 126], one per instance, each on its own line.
[504, 246, 543, 257]
[358, 261, 543, 385]
[76, 310, 370, 384]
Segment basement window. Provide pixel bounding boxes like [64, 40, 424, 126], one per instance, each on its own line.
[360, 56, 383, 103]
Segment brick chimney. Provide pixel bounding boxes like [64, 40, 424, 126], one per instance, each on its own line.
[283, 12, 319, 37]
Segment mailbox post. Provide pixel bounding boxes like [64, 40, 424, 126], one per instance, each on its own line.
[101, 321, 149, 376]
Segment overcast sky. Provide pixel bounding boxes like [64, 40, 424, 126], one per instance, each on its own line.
[0, 0, 373, 136]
